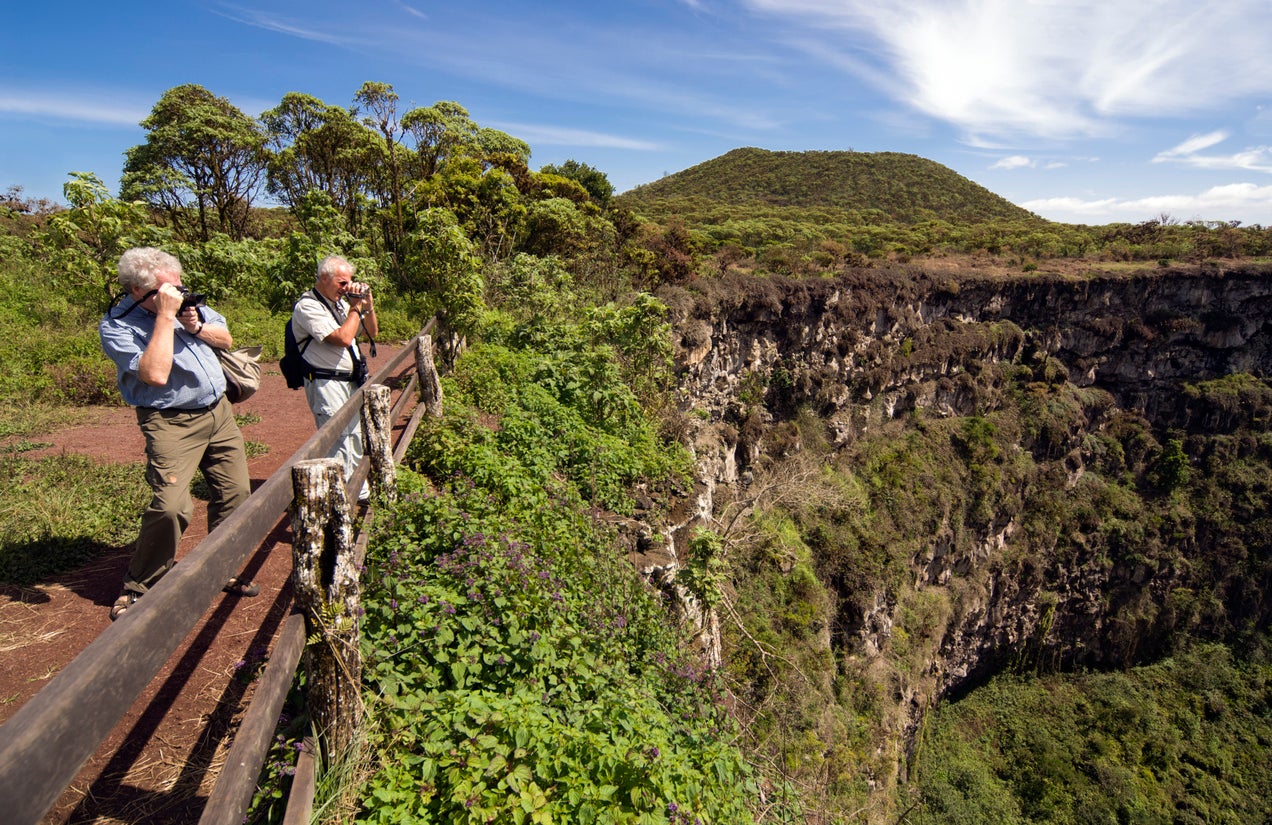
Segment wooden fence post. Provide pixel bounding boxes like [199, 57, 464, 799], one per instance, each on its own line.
[290, 458, 363, 758]
[362, 383, 397, 504]
[416, 334, 444, 418]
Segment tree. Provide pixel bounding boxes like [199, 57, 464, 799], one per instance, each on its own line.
[412, 157, 527, 260]
[401, 101, 530, 181]
[539, 159, 614, 206]
[401, 101, 482, 181]
[402, 208, 485, 365]
[41, 172, 169, 309]
[121, 84, 266, 241]
[260, 92, 379, 232]
[353, 81, 409, 270]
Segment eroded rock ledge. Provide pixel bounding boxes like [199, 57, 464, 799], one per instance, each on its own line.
[655, 263, 1272, 798]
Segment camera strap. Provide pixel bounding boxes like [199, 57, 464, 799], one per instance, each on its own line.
[107, 290, 148, 321]
[314, 291, 375, 364]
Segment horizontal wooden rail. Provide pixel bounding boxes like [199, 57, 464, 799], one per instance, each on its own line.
[200, 612, 307, 825]
[0, 320, 434, 825]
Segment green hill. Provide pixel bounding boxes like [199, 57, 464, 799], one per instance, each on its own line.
[618, 147, 1040, 225]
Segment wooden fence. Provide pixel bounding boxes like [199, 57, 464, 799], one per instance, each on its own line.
[0, 319, 440, 825]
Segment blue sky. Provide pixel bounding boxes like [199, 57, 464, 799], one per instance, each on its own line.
[5, 0, 1272, 226]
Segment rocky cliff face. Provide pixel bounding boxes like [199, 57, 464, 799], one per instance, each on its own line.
[660, 263, 1272, 806]
[673, 265, 1272, 433]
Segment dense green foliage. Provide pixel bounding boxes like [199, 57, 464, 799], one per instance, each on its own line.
[357, 305, 761, 823]
[713, 345, 1272, 821]
[623, 148, 1037, 223]
[916, 644, 1272, 824]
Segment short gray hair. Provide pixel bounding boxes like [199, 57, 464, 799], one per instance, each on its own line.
[316, 254, 353, 283]
[118, 247, 182, 292]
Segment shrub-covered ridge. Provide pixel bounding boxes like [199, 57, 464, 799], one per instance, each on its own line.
[357, 302, 767, 824]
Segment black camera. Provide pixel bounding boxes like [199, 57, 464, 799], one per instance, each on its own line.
[345, 287, 369, 301]
[176, 285, 206, 311]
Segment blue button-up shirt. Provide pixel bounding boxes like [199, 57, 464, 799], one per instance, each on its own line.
[100, 297, 227, 409]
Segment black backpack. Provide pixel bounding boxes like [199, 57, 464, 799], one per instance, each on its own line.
[280, 291, 321, 390]
[279, 316, 312, 390]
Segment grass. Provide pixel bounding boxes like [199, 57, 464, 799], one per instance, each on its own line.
[0, 398, 269, 584]
[0, 453, 149, 585]
[0, 403, 94, 441]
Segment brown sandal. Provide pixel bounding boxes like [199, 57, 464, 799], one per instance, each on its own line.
[110, 591, 138, 621]
[223, 578, 260, 597]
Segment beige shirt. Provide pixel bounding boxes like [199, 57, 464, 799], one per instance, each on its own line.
[291, 291, 363, 372]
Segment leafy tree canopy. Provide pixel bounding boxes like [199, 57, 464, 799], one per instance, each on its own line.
[121, 83, 266, 241]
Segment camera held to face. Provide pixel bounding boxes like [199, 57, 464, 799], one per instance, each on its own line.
[345, 284, 369, 300]
[175, 285, 206, 311]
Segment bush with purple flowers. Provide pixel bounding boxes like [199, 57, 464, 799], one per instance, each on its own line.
[355, 319, 762, 823]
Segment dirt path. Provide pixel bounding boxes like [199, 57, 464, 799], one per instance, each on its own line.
[0, 348, 402, 824]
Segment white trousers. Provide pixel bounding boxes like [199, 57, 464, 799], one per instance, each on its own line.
[304, 377, 363, 483]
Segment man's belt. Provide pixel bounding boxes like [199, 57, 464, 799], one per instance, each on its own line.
[139, 397, 222, 415]
[308, 367, 358, 382]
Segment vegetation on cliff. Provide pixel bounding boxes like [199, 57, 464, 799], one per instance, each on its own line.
[356, 302, 761, 823]
[703, 352, 1272, 820]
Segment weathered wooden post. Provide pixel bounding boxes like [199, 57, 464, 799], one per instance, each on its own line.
[416, 333, 444, 418]
[361, 383, 397, 504]
[290, 458, 362, 758]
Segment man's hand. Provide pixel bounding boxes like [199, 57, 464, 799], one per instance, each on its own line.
[345, 282, 372, 312]
[153, 283, 185, 320]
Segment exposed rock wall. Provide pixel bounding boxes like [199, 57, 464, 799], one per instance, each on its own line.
[672, 265, 1272, 433]
[662, 264, 1272, 804]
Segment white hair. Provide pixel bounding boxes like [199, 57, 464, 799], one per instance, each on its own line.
[118, 247, 182, 292]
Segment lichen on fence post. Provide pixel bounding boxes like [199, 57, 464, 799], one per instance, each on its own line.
[361, 383, 397, 504]
[290, 458, 363, 758]
[416, 333, 444, 418]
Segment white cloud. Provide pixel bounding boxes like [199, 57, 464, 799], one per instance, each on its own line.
[0, 92, 146, 127]
[1157, 131, 1230, 158]
[992, 155, 1033, 171]
[212, 5, 365, 47]
[489, 123, 663, 152]
[741, 0, 1272, 142]
[1023, 182, 1272, 226]
[1152, 132, 1272, 174]
[391, 0, 427, 21]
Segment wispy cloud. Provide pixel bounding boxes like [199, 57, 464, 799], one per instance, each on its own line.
[391, 0, 427, 21]
[490, 122, 663, 152]
[212, 4, 365, 47]
[1157, 131, 1230, 158]
[1153, 132, 1272, 173]
[741, 0, 1272, 142]
[212, 3, 782, 134]
[0, 91, 145, 127]
[1023, 182, 1272, 225]
[992, 155, 1033, 171]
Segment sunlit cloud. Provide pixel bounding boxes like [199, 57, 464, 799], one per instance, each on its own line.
[1157, 131, 1230, 158]
[991, 155, 1033, 171]
[740, 0, 1272, 142]
[1023, 182, 1272, 225]
[1152, 132, 1272, 174]
[0, 91, 146, 127]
